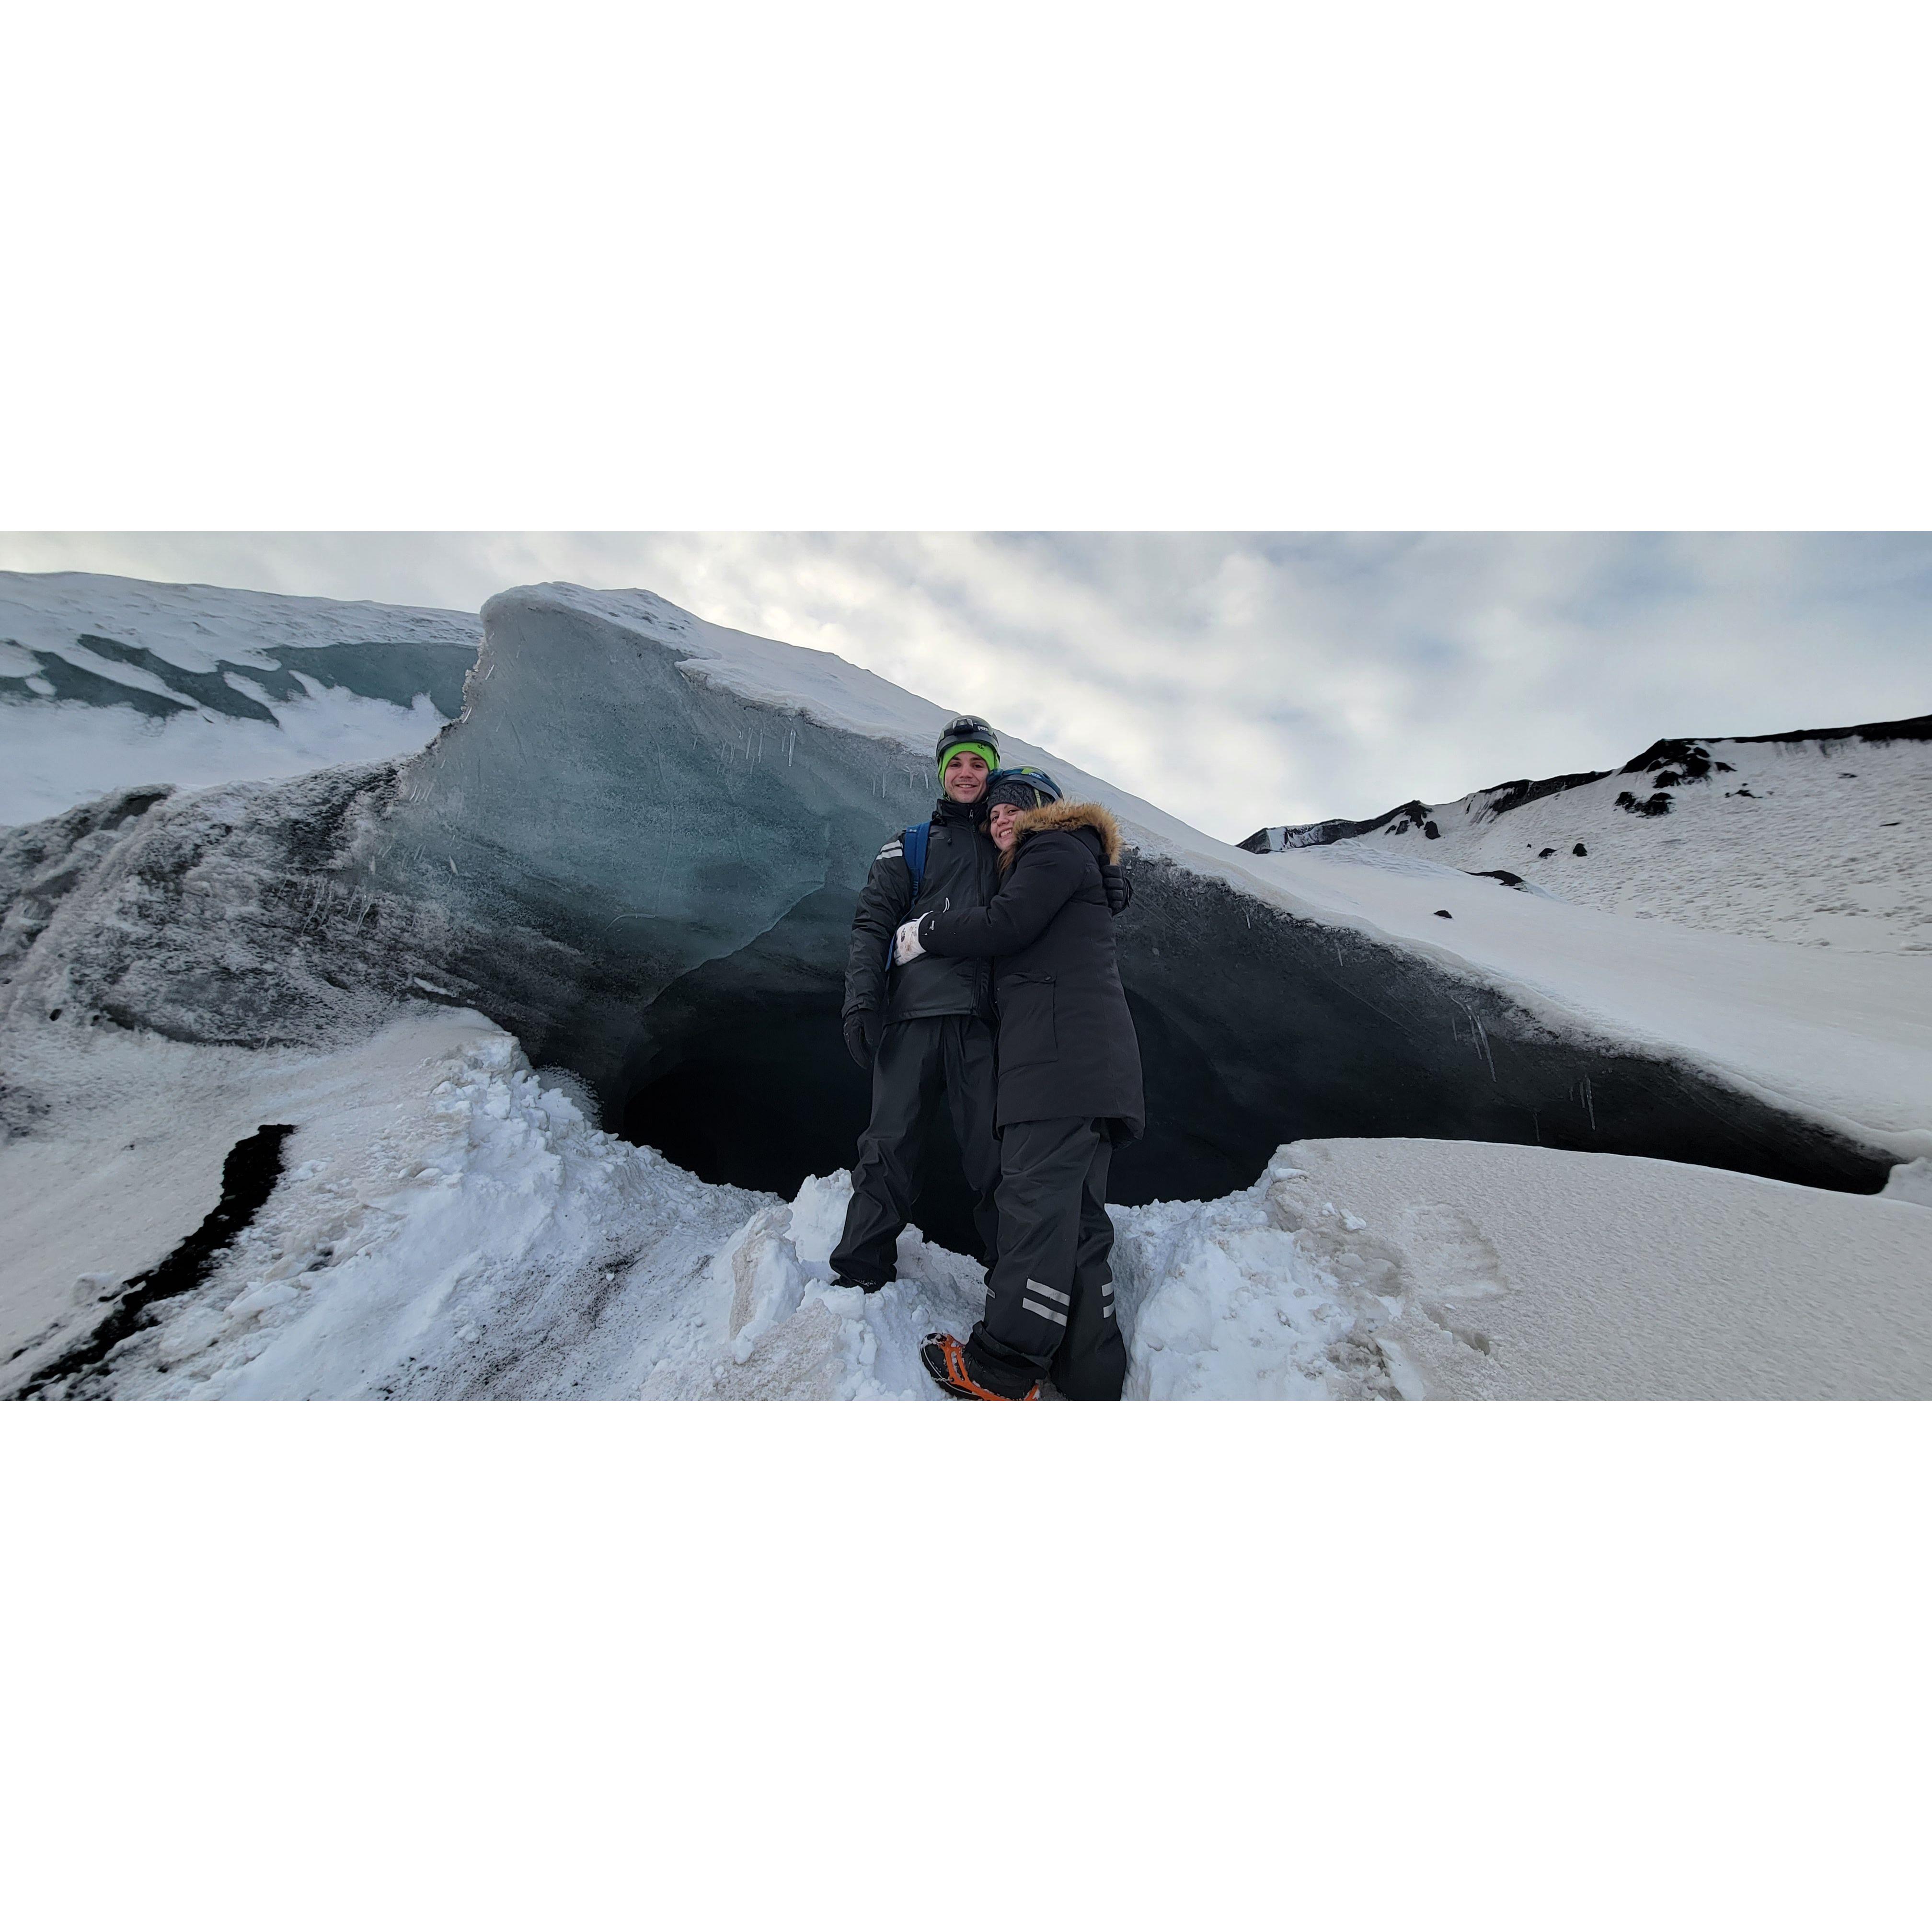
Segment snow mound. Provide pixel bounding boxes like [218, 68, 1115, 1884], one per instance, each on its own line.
[1879, 1158, 1932, 1208]
[2, 1011, 760, 1398]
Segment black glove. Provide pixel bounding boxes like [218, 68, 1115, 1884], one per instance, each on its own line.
[843, 1010, 882, 1070]
[1102, 862, 1133, 917]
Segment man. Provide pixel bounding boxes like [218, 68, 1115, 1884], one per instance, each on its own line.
[830, 715, 1006, 1289]
[832, 720, 1133, 1292]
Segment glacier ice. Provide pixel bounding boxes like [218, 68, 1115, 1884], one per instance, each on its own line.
[2, 575, 1919, 1267]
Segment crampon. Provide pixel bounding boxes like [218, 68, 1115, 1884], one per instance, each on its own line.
[920, 1332, 1040, 1401]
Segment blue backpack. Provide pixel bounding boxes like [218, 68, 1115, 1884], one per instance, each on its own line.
[884, 820, 931, 970]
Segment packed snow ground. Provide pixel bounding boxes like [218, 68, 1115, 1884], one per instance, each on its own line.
[1247, 729, 1932, 955]
[0, 571, 479, 825]
[4, 1009, 1924, 1401]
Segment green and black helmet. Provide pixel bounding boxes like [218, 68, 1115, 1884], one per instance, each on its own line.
[936, 714, 999, 780]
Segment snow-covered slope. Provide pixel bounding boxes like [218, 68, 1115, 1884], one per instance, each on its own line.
[0, 571, 481, 826]
[4, 1008, 1922, 1401]
[1242, 719, 1932, 954]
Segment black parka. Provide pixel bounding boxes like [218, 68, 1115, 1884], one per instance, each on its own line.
[917, 802, 1145, 1139]
[844, 797, 1002, 1024]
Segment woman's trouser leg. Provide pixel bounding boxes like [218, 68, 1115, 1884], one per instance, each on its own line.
[967, 1117, 1123, 1399]
[1050, 1135, 1126, 1401]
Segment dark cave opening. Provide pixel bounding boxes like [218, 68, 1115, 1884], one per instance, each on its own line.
[617, 991, 994, 1258]
[603, 880, 1287, 1257]
[612, 982, 1293, 1256]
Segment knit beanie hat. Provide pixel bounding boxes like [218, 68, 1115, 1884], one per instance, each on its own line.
[984, 767, 1063, 812]
[941, 742, 998, 781]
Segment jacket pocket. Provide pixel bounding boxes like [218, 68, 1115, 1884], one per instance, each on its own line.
[997, 972, 1057, 1068]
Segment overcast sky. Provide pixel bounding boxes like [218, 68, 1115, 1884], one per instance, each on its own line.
[2, 531, 1926, 842]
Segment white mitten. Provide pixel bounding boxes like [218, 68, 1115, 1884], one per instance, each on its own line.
[893, 919, 926, 965]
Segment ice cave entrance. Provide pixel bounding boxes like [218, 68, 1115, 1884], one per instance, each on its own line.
[613, 981, 1000, 1257]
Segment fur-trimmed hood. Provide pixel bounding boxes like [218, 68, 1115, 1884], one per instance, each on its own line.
[1001, 799, 1124, 868]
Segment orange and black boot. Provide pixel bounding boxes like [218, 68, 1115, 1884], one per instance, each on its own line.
[920, 1332, 1039, 1401]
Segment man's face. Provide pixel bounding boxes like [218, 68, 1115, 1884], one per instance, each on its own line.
[943, 752, 989, 803]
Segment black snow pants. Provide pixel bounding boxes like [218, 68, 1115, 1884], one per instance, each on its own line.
[965, 1116, 1127, 1402]
[831, 1014, 1000, 1287]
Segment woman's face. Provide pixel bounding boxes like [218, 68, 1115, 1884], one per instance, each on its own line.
[988, 802, 1024, 852]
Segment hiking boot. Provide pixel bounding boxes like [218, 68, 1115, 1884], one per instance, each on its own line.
[832, 1272, 887, 1293]
[920, 1332, 1039, 1401]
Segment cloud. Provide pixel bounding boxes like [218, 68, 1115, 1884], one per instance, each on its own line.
[1, 531, 1926, 841]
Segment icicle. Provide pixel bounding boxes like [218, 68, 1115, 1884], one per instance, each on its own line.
[1473, 1014, 1496, 1081]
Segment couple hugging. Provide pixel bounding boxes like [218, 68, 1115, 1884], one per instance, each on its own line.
[831, 714, 1144, 1402]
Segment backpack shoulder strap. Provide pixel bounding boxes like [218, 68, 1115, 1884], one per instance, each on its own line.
[883, 820, 933, 977]
[902, 821, 931, 900]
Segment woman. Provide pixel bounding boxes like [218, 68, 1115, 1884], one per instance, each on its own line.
[892, 767, 1143, 1401]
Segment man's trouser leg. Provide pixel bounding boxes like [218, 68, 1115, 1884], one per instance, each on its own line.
[966, 1117, 1127, 1401]
[940, 1015, 1001, 1267]
[831, 1019, 940, 1286]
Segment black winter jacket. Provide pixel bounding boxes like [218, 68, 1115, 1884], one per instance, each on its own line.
[844, 797, 1002, 1024]
[917, 801, 1145, 1139]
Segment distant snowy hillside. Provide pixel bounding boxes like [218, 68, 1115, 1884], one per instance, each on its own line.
[1242, 717, 1932, 954]
[0, 571, 480, 826]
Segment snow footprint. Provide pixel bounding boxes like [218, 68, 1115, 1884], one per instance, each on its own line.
[1396, 1202, 1508, 1357]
